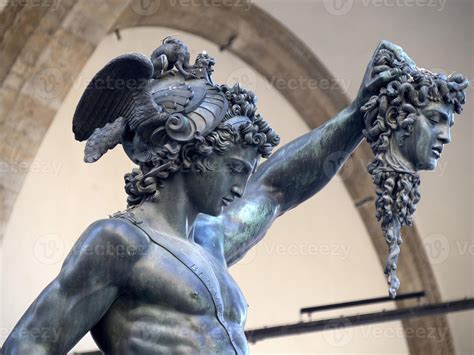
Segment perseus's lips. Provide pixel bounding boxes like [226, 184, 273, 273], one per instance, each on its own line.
[222, 196, 234, 206]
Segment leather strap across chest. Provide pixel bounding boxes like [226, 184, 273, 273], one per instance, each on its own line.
[112, 213, 240, 354]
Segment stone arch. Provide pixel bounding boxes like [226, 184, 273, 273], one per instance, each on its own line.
[0, 1, 453, 353]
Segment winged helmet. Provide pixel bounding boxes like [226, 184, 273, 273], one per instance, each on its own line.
[72, 38, 228, 164]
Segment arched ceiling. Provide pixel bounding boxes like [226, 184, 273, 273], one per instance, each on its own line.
[0, 0, 454, 353]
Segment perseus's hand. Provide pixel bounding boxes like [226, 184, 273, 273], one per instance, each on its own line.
[352, 40, 415, 114]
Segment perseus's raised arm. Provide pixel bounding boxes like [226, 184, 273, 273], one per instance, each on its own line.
[218, 105, 363, 266]
[253, 104, 365, 210]
[214, 40, 409, 266]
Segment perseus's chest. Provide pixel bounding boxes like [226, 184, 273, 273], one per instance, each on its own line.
[128, 230, 248, 326]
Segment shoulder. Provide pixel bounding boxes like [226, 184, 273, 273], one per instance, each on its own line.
[193, 214, 224, 243]
[73, 218, 151, 259]
[85, 218, 151, 249]
[59, 218, 150, 288]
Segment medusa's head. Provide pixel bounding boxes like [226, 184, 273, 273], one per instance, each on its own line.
[362, 49, 468, 173]
[362, 59, 468, 174]
[360, 45, 468, 298]
[361, 48, 468, 224]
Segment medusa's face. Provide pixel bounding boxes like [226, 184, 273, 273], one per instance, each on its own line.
[183, 144, 259, 216]
[395, 102, 453, 171]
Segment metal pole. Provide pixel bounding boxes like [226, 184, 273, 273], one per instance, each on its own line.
[300, 291, 425, 315]
[246, 298, 474, 343]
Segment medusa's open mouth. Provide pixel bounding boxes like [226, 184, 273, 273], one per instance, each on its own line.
[431, 145, 443, 158]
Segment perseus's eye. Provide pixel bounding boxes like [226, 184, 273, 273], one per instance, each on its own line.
[228, 162, 245, 175]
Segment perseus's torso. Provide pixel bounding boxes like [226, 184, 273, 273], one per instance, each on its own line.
[90, 217, 249, 354]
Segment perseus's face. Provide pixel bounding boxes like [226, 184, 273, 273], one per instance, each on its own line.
[183, 144, 260, 216]
[394, 102, 454, 171]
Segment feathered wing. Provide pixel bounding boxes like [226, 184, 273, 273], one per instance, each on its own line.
[83, 117, 125, 163]
[72, 53, 162, 162]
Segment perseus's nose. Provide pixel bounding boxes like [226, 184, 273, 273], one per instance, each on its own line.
[231, 185, 244, 198]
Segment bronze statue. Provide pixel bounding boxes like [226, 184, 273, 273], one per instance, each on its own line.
[2, 39, 467, 354]
[361, 47, 468, 298]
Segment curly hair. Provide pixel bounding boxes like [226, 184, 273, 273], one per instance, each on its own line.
[361, 48, 469, 297]
[124, 83, 280, 207]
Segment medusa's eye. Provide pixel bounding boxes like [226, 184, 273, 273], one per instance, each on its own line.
[425, 111, 440, 125]
[423, 108, 453, 127]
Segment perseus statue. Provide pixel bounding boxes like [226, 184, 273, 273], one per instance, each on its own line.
[2, 38, 467, 354]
